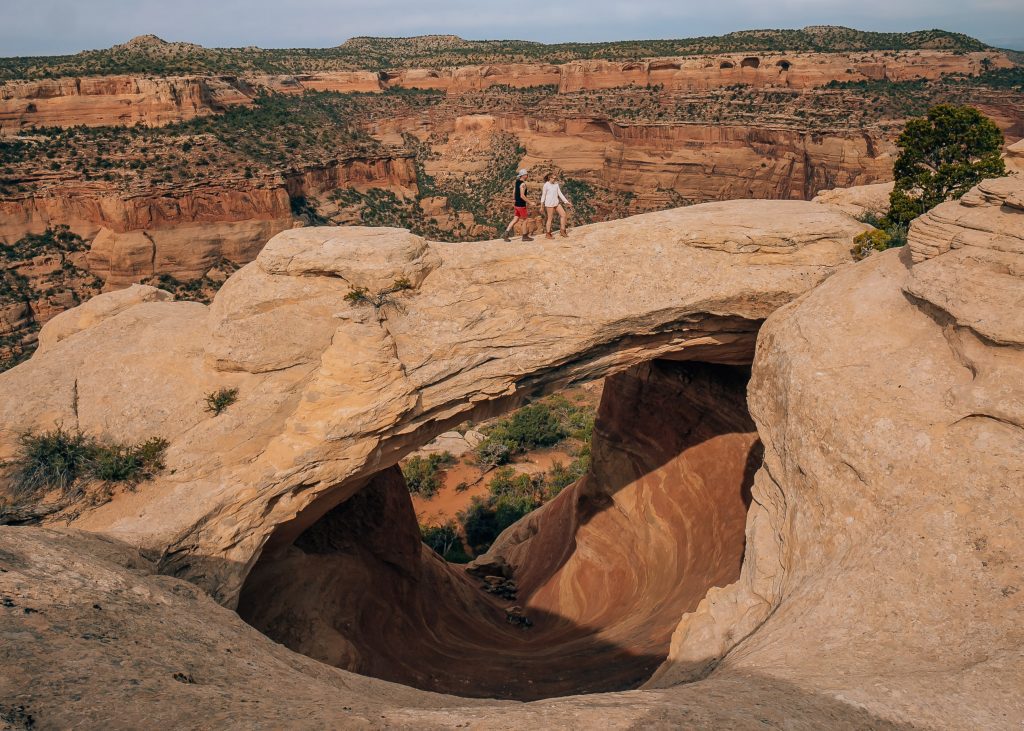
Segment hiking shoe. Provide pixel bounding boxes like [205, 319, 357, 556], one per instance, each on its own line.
[545, 232, 554, 239]
[522, 235, 534, 242]
[502, 233, 512, 242]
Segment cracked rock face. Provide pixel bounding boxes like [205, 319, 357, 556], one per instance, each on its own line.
[0, 180, 1021, 728]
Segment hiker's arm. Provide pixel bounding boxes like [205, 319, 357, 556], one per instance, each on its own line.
[558, 188, 571, 206]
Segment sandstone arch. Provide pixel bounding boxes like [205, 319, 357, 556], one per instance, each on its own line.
[2, 181, 1022, 727]
[719, 60, 735, 69]
[741, 57, 760, 69]
[776, 59, 792, 70]
[0, 201, 865, 606]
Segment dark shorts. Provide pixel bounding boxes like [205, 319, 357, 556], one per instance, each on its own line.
[514, 206, 528, 219]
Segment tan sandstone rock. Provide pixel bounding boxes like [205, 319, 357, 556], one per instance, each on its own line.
[36, 283, 173, 353]
[1, 181, 1021, 728]
[812, 180, 894, 217]
[0, 198, 867, 603]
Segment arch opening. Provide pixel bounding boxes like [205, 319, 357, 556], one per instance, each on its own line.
[741, 57, 761, 69]
[238, 359, 760, 701]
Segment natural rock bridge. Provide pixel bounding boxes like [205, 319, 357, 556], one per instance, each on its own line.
[1, 180, 1021, 727]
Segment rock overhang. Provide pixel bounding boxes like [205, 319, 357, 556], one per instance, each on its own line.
[0, 198, 868, 604]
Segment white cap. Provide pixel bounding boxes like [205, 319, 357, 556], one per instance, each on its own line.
[517, 168, 528, 177]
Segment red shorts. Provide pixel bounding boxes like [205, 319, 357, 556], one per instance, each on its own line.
[514, 206, 528, 219]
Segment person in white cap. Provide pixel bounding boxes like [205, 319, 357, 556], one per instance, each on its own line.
[502, 168, 534, 242]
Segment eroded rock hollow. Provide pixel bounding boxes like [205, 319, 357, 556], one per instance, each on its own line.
[238, 360, 758, 699]
[1, 180, 1021, 728]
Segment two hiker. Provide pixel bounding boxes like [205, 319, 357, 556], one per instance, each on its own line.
[502, 169, 574, 242]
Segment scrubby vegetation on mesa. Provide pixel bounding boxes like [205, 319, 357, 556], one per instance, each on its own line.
[0, 90, 437, 194]
[2, 426, 168, 509]
[0, 28, 989, 80]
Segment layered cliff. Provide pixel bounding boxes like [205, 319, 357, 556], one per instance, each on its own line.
[1, 50, 1011, 134]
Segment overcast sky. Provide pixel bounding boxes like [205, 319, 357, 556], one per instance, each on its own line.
[2, 0, 1022, 56]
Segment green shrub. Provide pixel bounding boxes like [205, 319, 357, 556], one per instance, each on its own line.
[852, 212, 909, 259]
[455, 456, 590, 554]
[402, 451, 456, 498]
[89, 437, 168, 482]
[421, 520, 470, 563]
[851, 229, 893, 261]
[888, 104, 1005, 227]
[6, 426, 168, 501]
[545, 456, 589, 496]
[204, 387, 239, 416]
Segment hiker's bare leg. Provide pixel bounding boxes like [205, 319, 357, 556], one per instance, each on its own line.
[556, 204, 567, 234]
[545, 207, 555, 235]
[517, 213, 532, 241]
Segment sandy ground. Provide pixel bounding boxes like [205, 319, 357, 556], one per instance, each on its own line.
[409, 380, 604, 560]
[411, 447, 578, 526]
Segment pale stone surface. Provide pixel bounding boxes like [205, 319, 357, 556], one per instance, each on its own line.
[649, 177, 1024, 731]
[257, 226, 441, 290]
[1, 183, 1021, 728]
[0, 199, 866, 604]
[36, 283, 173, 353]
[812, 180, 894, 217]
[1005, 139, 1024, 174]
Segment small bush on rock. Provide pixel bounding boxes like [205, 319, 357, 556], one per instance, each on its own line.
[851, 229, 894, 261]
[345, 279, 414, 315]
[7, 426, 168, 501]
[204, 387, 239, 416]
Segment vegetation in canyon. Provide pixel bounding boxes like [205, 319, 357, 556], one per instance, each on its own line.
[413, 393, 596, 559]
[403, 452, 457, 498]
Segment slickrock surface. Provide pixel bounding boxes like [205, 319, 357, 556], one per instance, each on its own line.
[1, 180, 1022, 728]
[0, 199, 865, 604]
[812, 180, 894, 217]
[647, 177, 1024, 730]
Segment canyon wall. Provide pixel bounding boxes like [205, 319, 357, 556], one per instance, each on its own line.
[0, 75, 250, 133]
[0, 50, 1012, 133]
[0, 155, 418, 285]
[557, 50, 1009, 93]
[516, 116, 891, 201]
